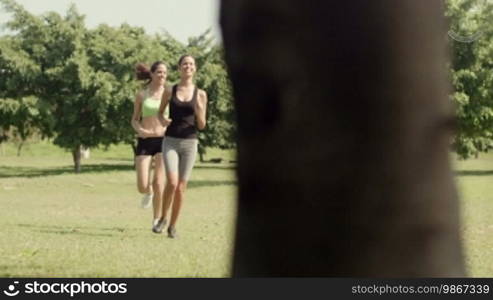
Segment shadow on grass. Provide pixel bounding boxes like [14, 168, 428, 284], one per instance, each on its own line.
[454, 170, 493, 177]
[188, 180, 237, 189]
[103, 157, 135, 162]
[0, 164, 134, 178]
[1, 163, 237, 190]
[37, 229, 115, 238]
[194, 165, 236, 171]
[17, 223, 142, 238]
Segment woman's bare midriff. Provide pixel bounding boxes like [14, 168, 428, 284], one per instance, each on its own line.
[139, 115, 166, 138]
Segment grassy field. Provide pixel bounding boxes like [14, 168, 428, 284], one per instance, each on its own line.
[0, 141, 237, 277]
[1, 141, 492, 277]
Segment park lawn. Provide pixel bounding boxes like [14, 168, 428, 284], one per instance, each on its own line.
[1, 141, 493, 277]
[0, 141, 237, 277]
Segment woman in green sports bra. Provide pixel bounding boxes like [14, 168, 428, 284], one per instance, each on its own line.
[131, 61, 169, 234]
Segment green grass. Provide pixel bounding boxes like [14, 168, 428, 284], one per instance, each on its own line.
[453, 153, 493, 277]
[0, 141, 237, 277]
[1, 141, 493, 277]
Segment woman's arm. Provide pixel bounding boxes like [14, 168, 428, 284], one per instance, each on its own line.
[195, 89, 208, 130]
[158, 86, 172, 127]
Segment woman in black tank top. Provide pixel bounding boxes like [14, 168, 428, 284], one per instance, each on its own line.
[165, 84, 199, 139]
[157, 55, 208, 238]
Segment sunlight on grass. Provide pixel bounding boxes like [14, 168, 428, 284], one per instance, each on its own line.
[453, 152, 493, 277]
[1, 142, 492, 276]
[0, 142, 237, 277]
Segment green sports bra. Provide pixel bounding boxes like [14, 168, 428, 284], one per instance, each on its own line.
[141, 88, 163, 118]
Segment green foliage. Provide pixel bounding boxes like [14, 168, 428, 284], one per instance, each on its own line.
[446, 0, 493, 158]
[0, 96, 50, 139]
[157, 29, 237, 160]
[0, 96, 52, 155]
[189, 32, 236, 159]
[0, 142, 236, 277]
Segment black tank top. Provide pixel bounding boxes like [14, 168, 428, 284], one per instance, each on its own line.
[165, 84, 198, 139]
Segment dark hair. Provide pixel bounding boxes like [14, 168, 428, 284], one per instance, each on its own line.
[177, 54, 194, 67]
[135, 61, 166, 84]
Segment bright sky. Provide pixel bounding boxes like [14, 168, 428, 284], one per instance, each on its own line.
[0, 0, 221, 43]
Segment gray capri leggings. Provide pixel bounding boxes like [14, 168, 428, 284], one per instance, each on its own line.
[162, 136, 198, 181]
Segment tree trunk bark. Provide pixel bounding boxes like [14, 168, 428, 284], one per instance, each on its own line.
[220, 0, 464, 277]
[198, 144, 206, 162]
[131, 143, 137, 169]
[72, 145, 82, 173]
[16, 141, 24, 157]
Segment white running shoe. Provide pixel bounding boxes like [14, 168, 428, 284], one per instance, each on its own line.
[140, 193, 153, 208]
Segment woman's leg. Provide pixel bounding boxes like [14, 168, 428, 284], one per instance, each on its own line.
[167, 139, 198, 238]
[169, 180, 187, 228]
[135, 155, 153, 208]
[162, 173, 178, 221]
[162, 139, 180, 223]
[152, 153, 165, 220]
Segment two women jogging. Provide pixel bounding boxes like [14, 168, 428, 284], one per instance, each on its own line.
[133, 55, 207, 238]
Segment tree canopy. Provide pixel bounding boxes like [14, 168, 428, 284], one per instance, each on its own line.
[0, 0, 235, 171]
[446, 0, 493, 158]
[1, 0, 491, 165]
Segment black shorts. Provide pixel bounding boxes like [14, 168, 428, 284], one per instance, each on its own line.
[136, 137, 163, 156]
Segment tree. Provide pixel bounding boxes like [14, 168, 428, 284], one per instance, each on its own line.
[0, 96, 50, 156]
[194, 42, 236, 162]
[446, 0, 493, 158]
[183, 30, 236, 161]
[0, 0, 168, 172]
[1, 0, 237, 168]
[155, 29, 236, 162]
[221, 0, 464, 276]
[84, 24, 171, 158]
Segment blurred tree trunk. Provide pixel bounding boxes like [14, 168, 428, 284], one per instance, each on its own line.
[220, 0, 464, 276]
[198, 145, 206, 163]
[16, 141, 24, 157]
[130, 142, 137, 169]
